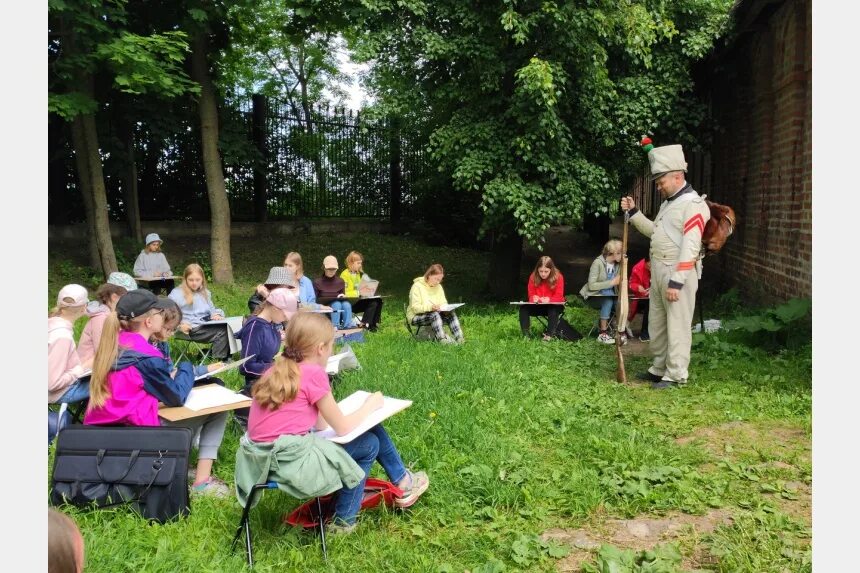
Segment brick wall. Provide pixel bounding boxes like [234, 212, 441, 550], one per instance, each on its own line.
[697, 0, 811, 303]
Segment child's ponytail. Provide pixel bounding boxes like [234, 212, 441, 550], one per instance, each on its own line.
[252, 313, 335, 411]
[88, 312, 122, 409]
[253, 354, 302, 410]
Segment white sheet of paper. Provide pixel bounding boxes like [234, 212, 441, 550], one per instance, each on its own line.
[314, 391, 412, 444]
[325, 345, 361, 375]
[438, 303, 465, 312]
[182, 384, 250, 411]
[194, 355, 254, 381]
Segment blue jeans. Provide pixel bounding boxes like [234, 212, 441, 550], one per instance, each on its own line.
[55, 378, 90, 404]
[333, 424, 408, 525]
[329, 300, 353, 329]
[598, 288, 616, 320]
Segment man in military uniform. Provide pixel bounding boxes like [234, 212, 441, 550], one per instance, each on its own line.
[620, 144, 710, 389]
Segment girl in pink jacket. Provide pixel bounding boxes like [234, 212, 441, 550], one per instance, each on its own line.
[48, 284, 92, 404]
[84, 289, 230, 497]
[76, 283, 129, 364]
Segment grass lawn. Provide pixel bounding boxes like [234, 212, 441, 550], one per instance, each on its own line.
[48, 232, 812, 573]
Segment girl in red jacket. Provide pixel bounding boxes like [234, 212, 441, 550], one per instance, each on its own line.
[519, 256, 565, 340]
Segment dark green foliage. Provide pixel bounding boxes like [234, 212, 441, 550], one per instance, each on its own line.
[582, 543, 683, 573]
[354, 0, 735, 246]
[720, 298, 812, 351]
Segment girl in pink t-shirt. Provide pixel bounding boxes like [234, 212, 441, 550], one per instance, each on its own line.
[248, 313, 429, 533]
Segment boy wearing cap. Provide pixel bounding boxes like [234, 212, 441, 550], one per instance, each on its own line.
[621, 144, 710, 389]
[49, 284, 92, 404]
[313, 255, 353, 329]
[134, 233, 174, 295]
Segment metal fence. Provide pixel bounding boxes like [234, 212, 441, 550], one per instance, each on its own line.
[48, 96, 430, 224]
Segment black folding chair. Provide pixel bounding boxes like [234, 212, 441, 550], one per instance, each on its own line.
[231, 482, 328, 568]
[404, 304, 433, 340]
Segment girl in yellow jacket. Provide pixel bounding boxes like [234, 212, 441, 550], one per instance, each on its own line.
[407, 264, 464, 344]
[339, 251, 383, 331]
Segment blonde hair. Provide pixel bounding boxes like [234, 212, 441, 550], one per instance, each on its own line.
[179, 264, 211, 306]
[423, 263, 444, 280]
[602, 239, 623, 258]
[344, 251, 363, 270]
[88, 309, 159, 409]
[284, 252, 304, 277]
[253, 313, 334, 411]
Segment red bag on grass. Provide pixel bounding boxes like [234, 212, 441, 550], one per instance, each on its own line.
[282, 478, 404, 528]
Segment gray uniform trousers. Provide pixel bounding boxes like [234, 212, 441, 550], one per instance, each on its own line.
[647, 260, 698, 383]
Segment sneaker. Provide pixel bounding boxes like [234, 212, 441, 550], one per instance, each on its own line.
[636, 371, 662, 383]
[597, 332, 614, 344]
[394, 470, 430, 509]
[639, 333, 650, 342]
[327, 521, 357, 536]
[542, 334, 553, 342]
[439, 336, 456, 345]
[191, 476, 231, 498]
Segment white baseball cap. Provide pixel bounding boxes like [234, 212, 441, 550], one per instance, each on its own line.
[57, 284, 90, 308]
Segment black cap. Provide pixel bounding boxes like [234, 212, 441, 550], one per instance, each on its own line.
[116, 289, 173, 320]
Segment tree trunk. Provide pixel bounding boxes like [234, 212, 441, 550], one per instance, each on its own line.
[69, 118, 101, 270]
[63, 23, 117, 278]
[191, 32, 233, 283]
[119, 119, 142, 243]
[487, 223, 523, 300]
[79, 108, 119, 277]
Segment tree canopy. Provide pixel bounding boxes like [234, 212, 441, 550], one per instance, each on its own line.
[353, 0, 734, 246]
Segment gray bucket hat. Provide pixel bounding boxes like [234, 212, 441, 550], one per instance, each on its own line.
[263, 266, 298, 288]
[648, 144, 688, 180]
[144, 233, 162, 246]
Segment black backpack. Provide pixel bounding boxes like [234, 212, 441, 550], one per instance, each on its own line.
[555, 317, 583, 342]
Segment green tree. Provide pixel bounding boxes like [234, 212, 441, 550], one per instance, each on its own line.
[49, 0, 199, 277]
[222, 0, 362, 207]
[354, 0, 733, 298]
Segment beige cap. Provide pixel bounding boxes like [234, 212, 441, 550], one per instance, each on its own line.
[323, 255, 339, 270]
[648, 144, 687, 180]
[57, 284, 89, 308]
